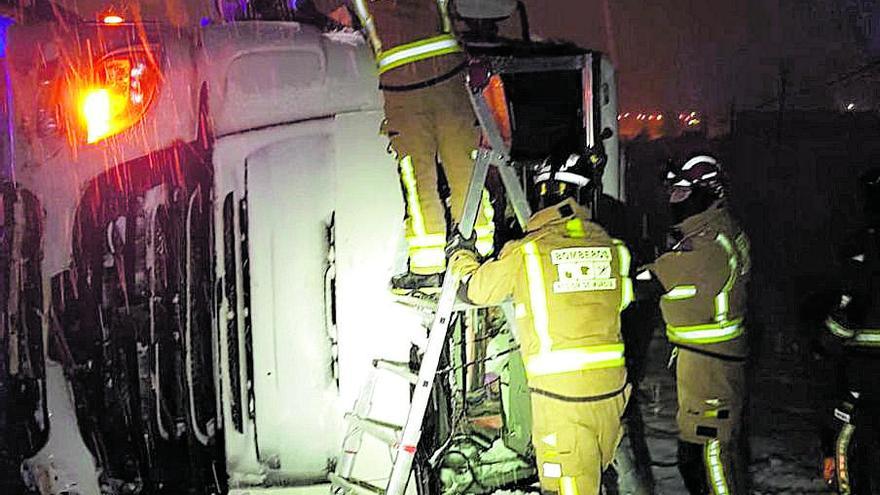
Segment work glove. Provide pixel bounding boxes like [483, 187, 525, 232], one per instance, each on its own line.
[445, 228, 478, 260]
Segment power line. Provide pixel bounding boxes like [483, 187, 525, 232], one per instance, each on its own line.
[755, 56, 880, 110]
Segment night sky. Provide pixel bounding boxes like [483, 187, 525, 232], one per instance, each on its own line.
[525, 0, 870, 116]
[49, 0, 876, 116]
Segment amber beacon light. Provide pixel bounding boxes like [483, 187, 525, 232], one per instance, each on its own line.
[79, 48, 161, 143]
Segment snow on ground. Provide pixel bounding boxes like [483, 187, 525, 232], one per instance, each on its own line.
[637, 329, 835, 494]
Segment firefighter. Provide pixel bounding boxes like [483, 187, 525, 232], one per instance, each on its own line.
[643, 153, 751, 494]
[308, 0, 498, 288]
[447, 153, 633, 495]
[818, 168, 880, 494]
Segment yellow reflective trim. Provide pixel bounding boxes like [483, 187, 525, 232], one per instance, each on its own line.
[824, 317, 880, 347]
[376, 35, 461, 74]
[475, 240, 494, 257]
[475, 225, 495, 239]
[475, 190, 496, 257]
[560, 476, 580, 495]
[565, 219, 585, 238]
[704, 439, 730, 495]
[837, 423, 855, 493]
[525, 344, 626, 377]
[664, 285, 697, 300]
[715, 291, 729, 321]
[614, 240, 631, 275]
[620, 278, 634, 311]
[828, 319, 853, 338]
[666, 318, 743, 345]
[481, 188, 495, 226]
[399, 156, 427, 237]
[852, 330, 880, 347]
[405, 233, 446, 248]
[714, 233, 738, 322]
[379, 34, 458, 58]
[409, 246, 446, 272]
[615, 240, 633, 310]
[523, 242, 552, 353]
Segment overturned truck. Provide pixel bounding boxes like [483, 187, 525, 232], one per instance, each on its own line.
[0, 2, 621, 494]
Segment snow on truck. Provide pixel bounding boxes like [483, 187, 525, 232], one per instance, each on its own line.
[0, 2, 621, 495]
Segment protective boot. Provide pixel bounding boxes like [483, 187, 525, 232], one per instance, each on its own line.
[390, 271, 443, 294]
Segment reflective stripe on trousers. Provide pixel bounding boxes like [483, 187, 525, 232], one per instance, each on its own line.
[401, 155, 495, 271]
[560, 476, 580, 495]
[837, 423, 855, 495]
[704, 439, 730, 495]
[399, 155, 444, 271]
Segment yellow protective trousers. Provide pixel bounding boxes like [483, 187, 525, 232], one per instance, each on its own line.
[530, 388, 629, 495]
[383, 75, 494, 274]
[676, 348, 748, 494]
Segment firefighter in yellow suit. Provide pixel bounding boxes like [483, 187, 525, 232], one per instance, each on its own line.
[449, 154, 633, 494]
[646, 153, 751, 494]
[310, 0, 497, 284]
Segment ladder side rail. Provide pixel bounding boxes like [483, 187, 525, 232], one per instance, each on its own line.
[335, 368, 382, 482]
[456, 151, 491, 240]
[384, 268, 464, 495]
[496, 163, 531, 228]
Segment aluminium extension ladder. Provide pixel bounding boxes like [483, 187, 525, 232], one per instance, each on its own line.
[328, 60, 532, 495]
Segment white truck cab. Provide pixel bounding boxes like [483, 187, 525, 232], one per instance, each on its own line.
[1, 3, 621, 495]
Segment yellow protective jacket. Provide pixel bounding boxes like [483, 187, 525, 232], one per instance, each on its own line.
[651, 202, 751, 358]
[313, 0, 465, 87]
[450, 198, 633, 399]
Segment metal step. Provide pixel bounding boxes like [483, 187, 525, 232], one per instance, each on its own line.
[344, 413, 403, 446]
[329, 474, 385, 495]
[373, 359, 417, 384]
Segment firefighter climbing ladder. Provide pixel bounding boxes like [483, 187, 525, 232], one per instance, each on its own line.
[330, 49, 602, 495]
[328, 60, 531, 495]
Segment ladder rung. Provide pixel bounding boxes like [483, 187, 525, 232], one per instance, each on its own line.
[345, 413, 402, 446]
[374, 359, 418, 384]
[329, 473, 385, 495]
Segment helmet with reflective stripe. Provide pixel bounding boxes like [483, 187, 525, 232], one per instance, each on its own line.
[665, 153, 725, 204]
[531, 153, 594, 209]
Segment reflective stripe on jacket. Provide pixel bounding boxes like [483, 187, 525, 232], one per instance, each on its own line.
[652, 203, 750, 357]
[825, 316, 880, 347]
[450, 198, 631, 398]
[315, 0, 464, 85]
